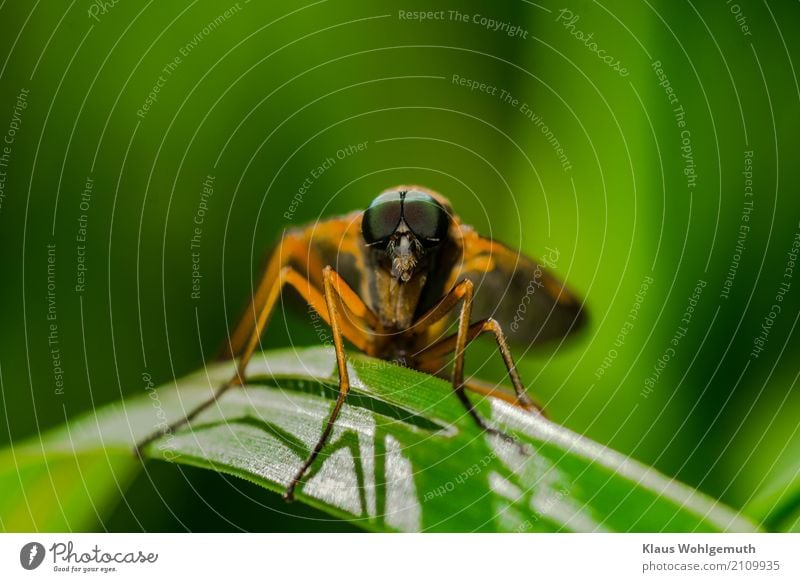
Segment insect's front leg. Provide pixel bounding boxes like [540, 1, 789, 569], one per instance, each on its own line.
[416, 279, 530, 451]
[134, 267, 324, 456]
[418, 317, 539, 412]
[133, 266, 370, 460]
[283, 266, 354, 501]
[219, 231, 324, 361]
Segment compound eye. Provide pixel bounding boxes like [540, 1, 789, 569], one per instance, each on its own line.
[402, 191, 449, 245]
[362, 193, 402, 246]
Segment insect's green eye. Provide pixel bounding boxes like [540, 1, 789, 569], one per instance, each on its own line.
[402, 192, 448, 245]
[362, 193, 402, 246]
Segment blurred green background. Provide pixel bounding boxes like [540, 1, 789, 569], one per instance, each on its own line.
[0, 0, 798, 531]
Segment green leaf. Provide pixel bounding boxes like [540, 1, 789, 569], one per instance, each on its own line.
[0, 445, 137, 531]
[2, 347, 758, 532]
[745, 466, 800, 532]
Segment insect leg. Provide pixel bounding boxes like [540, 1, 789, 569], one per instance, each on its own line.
[325, 267, 381, 337]
[414, 280, 524, 448]
[219, 232, 323, 361]
[284, 266, 351, 501]
[134, 267, 367, 456]
[462, 378, 543, 415]
[418, 318, 539, 411]
[406, 277, 475, 334]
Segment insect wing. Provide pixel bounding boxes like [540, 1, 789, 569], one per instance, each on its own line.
[295, 212, 365, 292]
[265, 212, 364, 289]
[455, 227, 587, 346]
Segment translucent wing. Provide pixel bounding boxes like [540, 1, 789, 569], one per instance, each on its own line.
[292, 212, 365, 292]
[450, 226, 587, 346]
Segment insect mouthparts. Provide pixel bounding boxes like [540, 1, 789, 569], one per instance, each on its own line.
[389, 233, 422, 282]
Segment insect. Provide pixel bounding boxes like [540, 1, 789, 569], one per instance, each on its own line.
[136, 186, 586, 501]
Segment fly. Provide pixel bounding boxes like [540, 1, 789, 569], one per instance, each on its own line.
[136, 186, 587, 501]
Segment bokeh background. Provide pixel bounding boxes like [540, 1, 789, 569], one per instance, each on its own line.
[1, 0, 798, 531]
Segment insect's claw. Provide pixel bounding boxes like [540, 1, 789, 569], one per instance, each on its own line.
[284, 463, 309, 503]
[283, 482, 299, 503]
[132, 429, 164, 460]
[483, 426, 529, 456]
